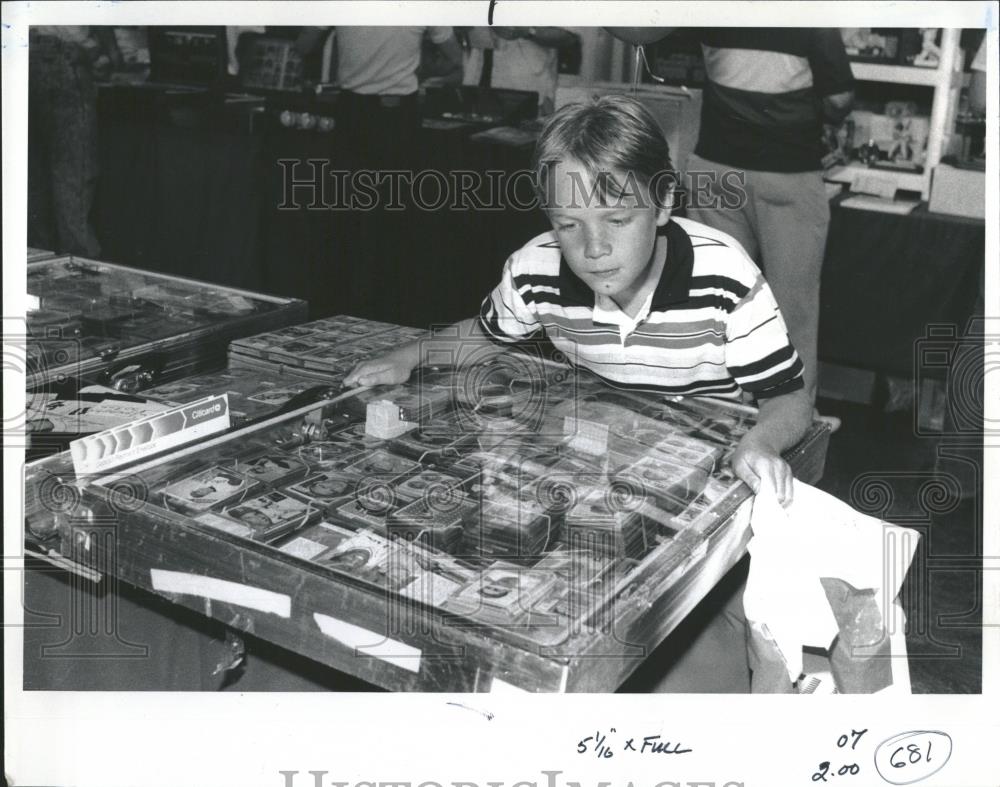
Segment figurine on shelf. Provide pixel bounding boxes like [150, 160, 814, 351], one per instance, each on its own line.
[886, 101, 916, 162]
[822, 117, 856, 168]
[858, 138, 882, 167]
[912, 28, 940, 67]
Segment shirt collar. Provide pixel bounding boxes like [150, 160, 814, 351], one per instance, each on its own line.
[557, 219, 695, 309]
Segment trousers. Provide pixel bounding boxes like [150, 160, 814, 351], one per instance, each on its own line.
[685, 153, 830, 404]
[622, 557, 795, 694]
[28, 34, 102, 258]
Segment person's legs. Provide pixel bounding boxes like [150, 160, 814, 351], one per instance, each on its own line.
[748, 169, 829, 404]
[46, 42, 101, 257]
[28, 44, 59, 251]
[683, 153, 760, 262]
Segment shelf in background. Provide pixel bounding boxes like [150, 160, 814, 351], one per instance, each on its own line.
[824, 163, 927, 195]
[850, 61, 942, 86]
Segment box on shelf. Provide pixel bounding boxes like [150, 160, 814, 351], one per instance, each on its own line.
[928, 164, 985, 219]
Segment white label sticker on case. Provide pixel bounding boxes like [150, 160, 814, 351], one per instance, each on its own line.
[489, 677, 530, 694]
[150, 569, 291, 617]
[312, 612, 421, 673]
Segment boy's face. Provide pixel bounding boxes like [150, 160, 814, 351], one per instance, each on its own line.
[546, 158, 671, 306]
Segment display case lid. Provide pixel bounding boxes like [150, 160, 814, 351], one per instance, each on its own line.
[25, 256, 306, 391]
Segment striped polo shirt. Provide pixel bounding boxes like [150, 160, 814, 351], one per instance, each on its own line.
[479, 216, 804, 401]
[694, 29, 855, 172]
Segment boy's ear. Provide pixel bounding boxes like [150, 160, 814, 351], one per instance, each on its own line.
[654, 186, 675, 226]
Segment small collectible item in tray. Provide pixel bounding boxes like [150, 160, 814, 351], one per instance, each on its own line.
[241, 452, 310, 484]
[319, 528, 391, 577]
[534, 548, 615, 589]
[276, 520, 357, 561]
[161, 466, 255, 512]
[462, 501, 556, 562]
[288, 441, 362, 469]
[326, 422, 391, 452]
[229, 333, 281, 355]
[142, 380, 205, 401]
[394, 469, 465, 503]
[286, 471, 360, 505]
[397, 569, 465, 608]
[445, 561, 559, 623]
[261, 339, 324, 366]
[265, 324, 323, 340]
[388, 493, 478, 553]
[246, 386, 310, 405]
[651, 432, 723, 471]
[562, 488, 652, 560]
[621, 455, 709, 514]
[332, 496, 398, 534]
[221, 490, 316, 541]
[388, 428, 472, 466]
[345, 448, 421, 479]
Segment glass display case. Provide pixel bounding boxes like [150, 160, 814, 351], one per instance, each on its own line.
[25, 345, 830, 692]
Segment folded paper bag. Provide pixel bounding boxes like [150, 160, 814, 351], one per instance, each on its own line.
[743, 480, 920, 685]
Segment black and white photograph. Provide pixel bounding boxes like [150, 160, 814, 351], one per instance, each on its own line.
[4, 2, 997, 787]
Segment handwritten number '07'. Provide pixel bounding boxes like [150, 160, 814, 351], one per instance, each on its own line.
[839, 729, 868, 750]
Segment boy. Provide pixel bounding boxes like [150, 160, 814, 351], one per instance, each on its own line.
[345, 94, 812, 505]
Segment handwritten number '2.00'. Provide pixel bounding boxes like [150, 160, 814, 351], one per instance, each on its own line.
[812, 762, 861, 781]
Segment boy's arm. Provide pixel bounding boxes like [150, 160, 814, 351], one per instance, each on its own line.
[343, 317, 501, 388]
[731, 388, 812, 505]
[344, 249, 542, 388]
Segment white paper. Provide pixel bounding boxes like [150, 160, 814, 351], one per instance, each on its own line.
[744, 480, 921, 681]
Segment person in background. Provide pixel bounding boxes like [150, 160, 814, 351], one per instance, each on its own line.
[461, 27, 579, 115]
[295, 26, 463, 319]
[610, 28, 855, 407]
[28, 26, 121, 257]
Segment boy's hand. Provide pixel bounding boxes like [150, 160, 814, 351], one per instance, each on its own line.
[343, 349, 417, 389]
[732, 434, 794, 506]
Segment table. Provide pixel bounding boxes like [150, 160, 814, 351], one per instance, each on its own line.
[819, 194, 985, 380]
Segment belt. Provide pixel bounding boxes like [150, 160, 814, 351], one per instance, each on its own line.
[340, 91, 418, 109]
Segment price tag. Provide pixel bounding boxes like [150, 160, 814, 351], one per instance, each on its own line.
[70, 393, 231, 475]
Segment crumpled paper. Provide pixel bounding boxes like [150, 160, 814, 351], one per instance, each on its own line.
[743, 480, 920, 682]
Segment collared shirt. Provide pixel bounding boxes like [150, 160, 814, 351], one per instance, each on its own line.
[590, 243, 665, 345]
[693, 28, 855, 172]
[335, 26, 454, 96]
[478, 217, 804, 400]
